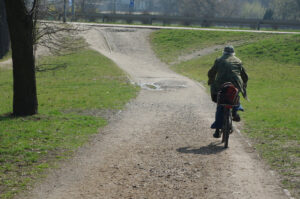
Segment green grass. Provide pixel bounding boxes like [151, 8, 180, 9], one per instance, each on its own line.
[237, 37, 300, 196]
[0, 49, 139, 198]
[150, 29, 274, 64]
[151, 31, 300, 197]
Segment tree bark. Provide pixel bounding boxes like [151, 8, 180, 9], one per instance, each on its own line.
[4, 0, 38, 116]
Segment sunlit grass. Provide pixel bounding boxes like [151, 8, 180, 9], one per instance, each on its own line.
[150, 29, 273, 64]
[151, 31, 300, 198]
[0, 49, 139, 198]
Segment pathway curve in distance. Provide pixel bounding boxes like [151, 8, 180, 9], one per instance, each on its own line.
[21, 27, 289, 199]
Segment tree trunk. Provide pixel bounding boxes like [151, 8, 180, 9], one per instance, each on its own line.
[4, 0, 38, 116]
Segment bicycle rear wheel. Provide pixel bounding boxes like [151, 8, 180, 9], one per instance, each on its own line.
[223, 108, 230, 148]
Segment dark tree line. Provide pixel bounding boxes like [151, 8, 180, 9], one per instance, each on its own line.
[0, 0, 9, 59]
[36, 0, 300, 20]
[241, 0, 300, 20]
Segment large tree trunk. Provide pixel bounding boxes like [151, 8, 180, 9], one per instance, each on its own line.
[0, 0, 10, 59]
[4, 0, 38, 116]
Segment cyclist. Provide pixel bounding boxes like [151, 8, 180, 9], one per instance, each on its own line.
[208, 45, 248, 138]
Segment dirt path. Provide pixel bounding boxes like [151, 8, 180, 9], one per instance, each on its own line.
[0, 45, 49, 69]
[20, 27, 289, 199]
[0, 59, 12, 69]
[171, 39, 254, 65]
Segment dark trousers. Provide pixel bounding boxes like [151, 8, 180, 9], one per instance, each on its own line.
[211, 104, 242, 129]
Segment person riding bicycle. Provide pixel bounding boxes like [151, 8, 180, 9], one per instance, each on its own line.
[208, 45, 248, 138]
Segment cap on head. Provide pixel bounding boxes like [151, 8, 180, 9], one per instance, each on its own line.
[224, 45, 235, 54]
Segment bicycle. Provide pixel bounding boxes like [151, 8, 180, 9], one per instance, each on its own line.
[217, 82, 240, 148]
[219, 104, 235, 148]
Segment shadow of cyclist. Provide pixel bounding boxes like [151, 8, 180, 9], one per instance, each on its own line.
[177, 142, 226, 155]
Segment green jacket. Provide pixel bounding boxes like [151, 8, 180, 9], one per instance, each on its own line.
[208, 54, 248, 99]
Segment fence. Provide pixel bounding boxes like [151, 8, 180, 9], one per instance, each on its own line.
[70, 13, 300, 30]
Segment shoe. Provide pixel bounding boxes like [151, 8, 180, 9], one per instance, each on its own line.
[232, 112, 241, 122]
[213, 129, 221, 138]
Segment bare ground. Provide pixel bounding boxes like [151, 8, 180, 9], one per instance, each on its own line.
[0, 44, 49, 69]
[0, 59, 12, 69]
[18, 27, 290, 199]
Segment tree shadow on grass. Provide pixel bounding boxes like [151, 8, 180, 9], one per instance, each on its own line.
[177, 142, 226, 155]
[0, 113, 14, 121]
[0, 113, 44, 121]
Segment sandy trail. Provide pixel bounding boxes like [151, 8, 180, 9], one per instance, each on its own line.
[0, 59, 12, 69]
[0, 43, 49, 69]
[20, 27, 288, 199]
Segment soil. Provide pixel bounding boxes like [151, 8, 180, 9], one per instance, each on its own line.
[171, 45, 225, 65]
[19, 27, 290, 199]
[0, 59, 12, 69]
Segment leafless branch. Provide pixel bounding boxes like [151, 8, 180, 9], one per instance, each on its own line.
[29, 1, 89, 71]
[34, 22, 88, 57]
[28, 0, 38, 15]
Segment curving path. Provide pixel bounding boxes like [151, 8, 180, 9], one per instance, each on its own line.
[20, 26, 289, 199]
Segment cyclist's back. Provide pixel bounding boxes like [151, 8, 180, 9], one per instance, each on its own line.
[207, 45, 248, 138]
[208, 46, 248, 102]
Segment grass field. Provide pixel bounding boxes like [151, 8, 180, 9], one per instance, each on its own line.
[0, 49, 139, 198]
[151, 30, 300, 198]
[150, 29, 274, 64]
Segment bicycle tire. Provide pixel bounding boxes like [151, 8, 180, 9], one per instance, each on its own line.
[221, 130, 225, 143]
[223, 108, 230, 148]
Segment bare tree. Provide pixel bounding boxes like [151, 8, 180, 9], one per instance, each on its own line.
[34, 22, 87, 59]
[32, 0, 88, 66]
[160, 0, 179, 16]
[216, 0, 242, 18]
[4, 0, 39, 116]
[3, 0, 88, 116]
[271, 0, 300, 20]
